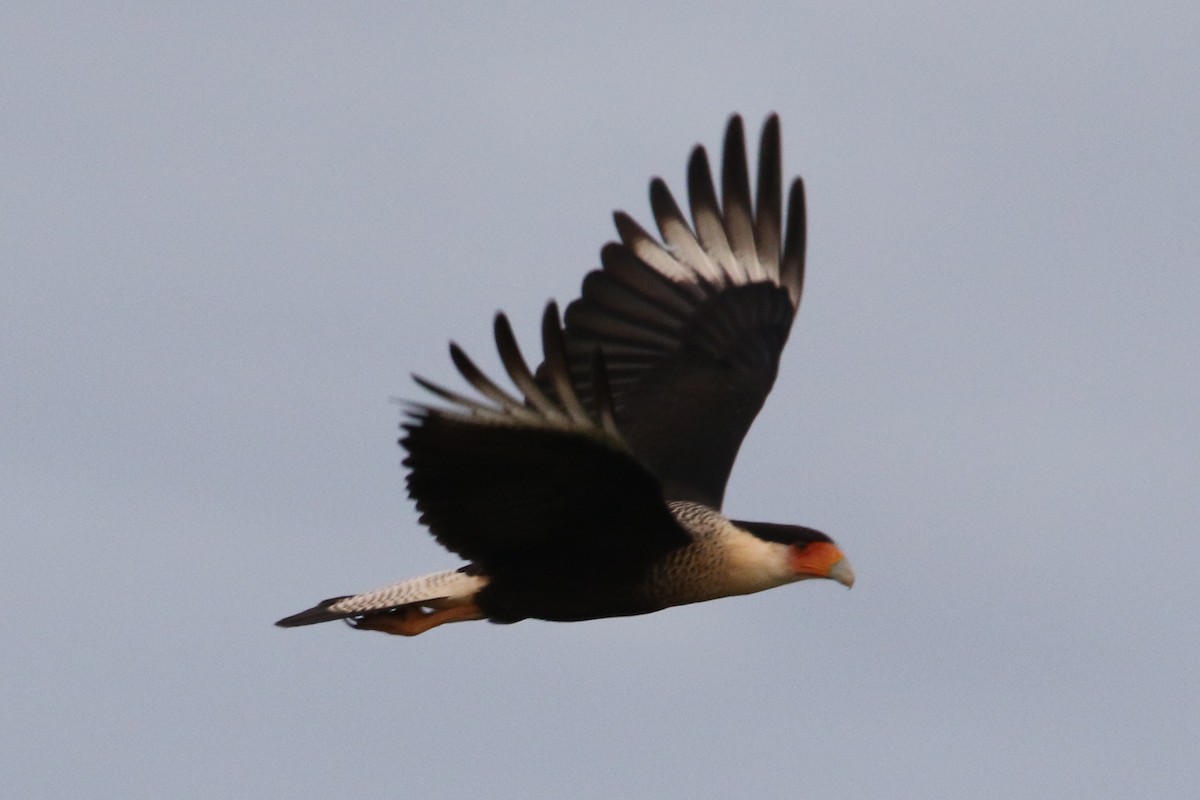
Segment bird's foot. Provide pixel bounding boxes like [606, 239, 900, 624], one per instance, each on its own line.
[348, 603, 483, 636]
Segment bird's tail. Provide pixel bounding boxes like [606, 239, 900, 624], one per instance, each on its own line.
[275, 567, 488, 627]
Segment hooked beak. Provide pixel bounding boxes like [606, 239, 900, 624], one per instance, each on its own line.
[826, 556, 855, 588]
[791, 541, 855, 588]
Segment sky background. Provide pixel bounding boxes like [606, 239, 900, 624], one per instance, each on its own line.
[4, 3, 1198, 798]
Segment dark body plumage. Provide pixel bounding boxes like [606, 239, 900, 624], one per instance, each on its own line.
[276, 115, 853, 636]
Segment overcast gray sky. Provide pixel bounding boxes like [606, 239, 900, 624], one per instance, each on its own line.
[4, 3, 1198, 798]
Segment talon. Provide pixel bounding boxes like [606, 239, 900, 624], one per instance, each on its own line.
[347, 603, 483, 636]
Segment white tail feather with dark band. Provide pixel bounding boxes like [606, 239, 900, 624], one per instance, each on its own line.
[275, 569, 487, 627]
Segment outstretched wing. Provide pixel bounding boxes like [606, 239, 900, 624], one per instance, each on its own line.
[402, 303, 691, 578]
[546, 114, 807, 509]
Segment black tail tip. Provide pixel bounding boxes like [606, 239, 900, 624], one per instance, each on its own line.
[274, 596, 354, 628]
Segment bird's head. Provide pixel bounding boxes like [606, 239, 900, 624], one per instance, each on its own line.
[735, 520, 855, 588]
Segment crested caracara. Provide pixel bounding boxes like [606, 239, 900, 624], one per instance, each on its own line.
[276, 114, 854, 637]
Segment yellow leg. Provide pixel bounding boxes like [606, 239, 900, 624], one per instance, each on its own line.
[349, 603, 484, 636]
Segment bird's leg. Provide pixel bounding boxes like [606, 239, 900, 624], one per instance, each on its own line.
[349, 603, 484, 636]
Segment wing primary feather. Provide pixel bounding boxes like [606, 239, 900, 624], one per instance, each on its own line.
[612, 213, 708, 299]
[754, 114, 783, 278]
[599, 239, 708, 311]
[448, 342, 526, 411]
[540, 302, 592, 425]
[493, 312, 568, 422]
[780, 177, 808, 307]
[650, 178, 722, 284]
[720, 114, 765, 282]
[613, 211, 697, 287]
[410, 374, 492, 414]
[687, 145, 742, 283]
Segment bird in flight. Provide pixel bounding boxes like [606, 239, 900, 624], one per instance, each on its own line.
[276, 114, 853, 637]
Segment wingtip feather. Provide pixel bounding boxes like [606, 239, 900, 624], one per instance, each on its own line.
[781, 177, 807, 307]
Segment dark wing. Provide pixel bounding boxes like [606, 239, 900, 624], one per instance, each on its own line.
[545, 114, 807, 509]
[402, 303, 691, 579]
